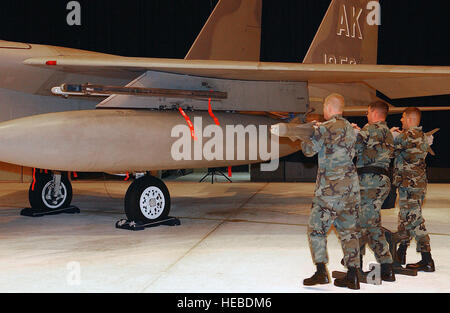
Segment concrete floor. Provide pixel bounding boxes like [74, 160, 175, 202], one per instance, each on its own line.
[0, 177, 449, 293]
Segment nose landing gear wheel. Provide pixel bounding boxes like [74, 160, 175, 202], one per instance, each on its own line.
[124, 175, 171, 224]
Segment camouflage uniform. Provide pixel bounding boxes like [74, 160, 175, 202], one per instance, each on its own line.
[393, 126, 431, 253]
[302, 115, 361, 268]
[355, 121, 394, 264]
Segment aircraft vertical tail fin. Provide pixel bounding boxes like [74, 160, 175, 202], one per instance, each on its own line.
[303, 0, 379, 64]
[185, 0, 262, 61]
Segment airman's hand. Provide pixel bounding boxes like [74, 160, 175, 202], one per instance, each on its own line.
[391, 127, 401, 140]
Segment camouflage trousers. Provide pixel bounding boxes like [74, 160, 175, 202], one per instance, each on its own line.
[359, 173, 393, 264]
[308, 193, 361, 268]
[398, 187, 431, 253]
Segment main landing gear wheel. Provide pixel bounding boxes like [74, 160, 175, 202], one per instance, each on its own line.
[28, 172, 73, 211]
[124, 175, 171, 223]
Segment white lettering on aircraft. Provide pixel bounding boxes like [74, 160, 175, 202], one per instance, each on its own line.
[324, 53, 358, 64]
[66, 1, 81, 26]
[337, 4, 363, 39]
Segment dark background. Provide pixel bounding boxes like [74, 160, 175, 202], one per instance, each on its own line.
[0, 0, 449, 168]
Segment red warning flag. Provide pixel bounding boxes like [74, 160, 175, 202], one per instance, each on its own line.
[178, 107, 197, 141]
[208, 97, 220, 126]
[32, 168, 36, 191]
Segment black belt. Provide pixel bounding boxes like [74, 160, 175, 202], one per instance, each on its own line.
[357, 166, 389, 177]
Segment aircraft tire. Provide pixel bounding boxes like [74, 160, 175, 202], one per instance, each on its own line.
[124, 175, 171, 223]
[28, 172, 73, 211]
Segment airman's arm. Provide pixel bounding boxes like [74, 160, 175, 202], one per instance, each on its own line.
[301, 124, 325, 157]
[355, 127, 369, 157]
[393, 132, 407, 158]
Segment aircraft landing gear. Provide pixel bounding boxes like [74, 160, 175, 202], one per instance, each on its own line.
[21, 171, 78, 217]
[124, 174, 171, 223]
[117, 174, 179, 230]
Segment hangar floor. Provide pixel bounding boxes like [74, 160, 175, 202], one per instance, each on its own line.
[0, 178, 449, 293]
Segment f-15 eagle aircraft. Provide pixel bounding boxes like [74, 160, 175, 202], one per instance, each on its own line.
[0, 0, 449, 223]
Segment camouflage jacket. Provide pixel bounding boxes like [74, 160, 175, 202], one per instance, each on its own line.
[355, 121, 394, 170]
[302, 115, 359, 196]
[393, 126, 428, 188]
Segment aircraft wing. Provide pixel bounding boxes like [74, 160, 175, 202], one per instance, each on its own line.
[24, 57, 450, 100]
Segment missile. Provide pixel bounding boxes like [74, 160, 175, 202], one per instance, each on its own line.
[0, 110, 301, 172]
[270, 122, 315, 142]
[52, 83, 228, 100]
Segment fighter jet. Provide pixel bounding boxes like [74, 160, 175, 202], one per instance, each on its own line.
[0, 0, 449, 224]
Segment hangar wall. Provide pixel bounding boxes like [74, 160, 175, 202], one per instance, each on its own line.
[0, 162, 32, 182]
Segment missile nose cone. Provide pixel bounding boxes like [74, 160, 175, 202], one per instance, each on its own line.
[0, 114, 51, 168]
[0, 110, 144, 172]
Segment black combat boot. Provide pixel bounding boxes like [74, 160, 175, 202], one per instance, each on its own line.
[334, 267, 360, 290]
[380, 263, 396, 282]
[303, 263, 330, 286]
[396, 243, 407, 265]
[406, 252, 435, 272]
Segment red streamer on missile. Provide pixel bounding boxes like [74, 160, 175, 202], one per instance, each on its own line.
[124, 172, 130, 181]
[73, 171, 78, 178]
[208, 96, 220, 126]
[178, 107, 197, 140]
[32, 168, 36, 191]
[228, 166, 232, 178]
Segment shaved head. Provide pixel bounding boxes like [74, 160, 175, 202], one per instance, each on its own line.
[324, 93, 345, 113]
[404, 107, 422, 122]
[401, 107, 422, 129]
[369, 101, 389, 118]
[366, 101, 389, 124]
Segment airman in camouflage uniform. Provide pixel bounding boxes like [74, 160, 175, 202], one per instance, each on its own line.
[392, 108, 435, 272]
[302, 94, 361, 290]
[354, 101, 395, 281]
